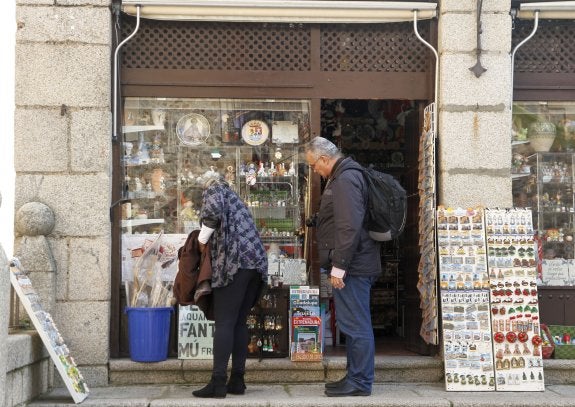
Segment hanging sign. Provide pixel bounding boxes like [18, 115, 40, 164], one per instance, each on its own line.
[9, 260, 89, 404]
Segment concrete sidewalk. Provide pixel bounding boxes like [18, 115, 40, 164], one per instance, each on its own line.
[29, 382, 575, 406]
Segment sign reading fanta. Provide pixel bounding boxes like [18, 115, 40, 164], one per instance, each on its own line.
[178, 305, 215, 359]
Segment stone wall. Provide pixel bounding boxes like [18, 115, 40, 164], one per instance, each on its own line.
[437, 0, 513, 208]
[0, 193, 8, 406]
[14, 0, 113, 386]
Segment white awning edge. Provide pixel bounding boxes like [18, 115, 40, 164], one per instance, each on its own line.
[518, 1, 575, 19]
[121, 1, 437, 23]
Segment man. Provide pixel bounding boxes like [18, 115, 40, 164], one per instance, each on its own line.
[305, 136, 381, 397]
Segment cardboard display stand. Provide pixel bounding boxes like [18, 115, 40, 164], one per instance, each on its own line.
[10, 260, 89, 404]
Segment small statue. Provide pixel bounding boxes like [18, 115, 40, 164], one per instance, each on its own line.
[137, 132, 150, 164]
[225, 165, 236, 185]
[257, 162, 266, 177]
[123, 142, 133, 161]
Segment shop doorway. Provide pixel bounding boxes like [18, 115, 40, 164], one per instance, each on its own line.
[319, 99, 433, 356]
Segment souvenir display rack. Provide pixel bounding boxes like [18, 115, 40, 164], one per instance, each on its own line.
[418, 103, 438, 345]
[485, 208, 544, 391]
[437, 207, 495, 391]
[437, 207, 545, 392]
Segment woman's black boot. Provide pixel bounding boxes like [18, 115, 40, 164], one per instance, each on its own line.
[226, 371, 246, 395]
[192, 374, 227, 398]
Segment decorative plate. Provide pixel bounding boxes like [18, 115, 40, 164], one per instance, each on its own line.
[176, 113, 211, 146]
[241, 120, 269, 146]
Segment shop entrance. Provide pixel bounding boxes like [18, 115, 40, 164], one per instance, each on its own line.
[319, 99, 432, 356]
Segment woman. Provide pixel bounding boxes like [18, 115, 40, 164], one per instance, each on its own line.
[193, 173, 268, 398]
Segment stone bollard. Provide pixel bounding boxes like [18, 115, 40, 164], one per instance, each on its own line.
[0, 192, 10, 406]
[14, 202, 56, 316]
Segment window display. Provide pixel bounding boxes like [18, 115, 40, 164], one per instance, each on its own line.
[120, 97, 311, 285]
[512, 102, 575, 287]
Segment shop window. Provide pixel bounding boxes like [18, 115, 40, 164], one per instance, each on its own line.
[512, 101, 575, 287]
[120, 97, 311, 305]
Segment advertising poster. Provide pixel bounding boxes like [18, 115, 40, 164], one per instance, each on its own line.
[178, 305, 214, 359]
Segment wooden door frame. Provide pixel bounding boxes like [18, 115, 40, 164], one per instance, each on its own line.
[110, 24, 436, 357]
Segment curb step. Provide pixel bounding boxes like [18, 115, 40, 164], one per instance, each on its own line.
[109, 356, 575, 386]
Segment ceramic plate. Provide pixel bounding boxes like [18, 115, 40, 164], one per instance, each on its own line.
[241, 120, 269, 146]
[176, 113, 211, 146]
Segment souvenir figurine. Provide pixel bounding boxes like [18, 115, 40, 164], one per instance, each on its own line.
[246, 163, 257, 185]
[150, 132, 163, 163]
[225, 165, 236, 185]
[123, 142, 133, 162]
[151, 109, 165, 126]
[137, 132, 150, 164]
[257, 162, 266, 177]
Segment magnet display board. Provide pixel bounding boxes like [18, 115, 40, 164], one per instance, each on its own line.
[10, 261, 89, 404]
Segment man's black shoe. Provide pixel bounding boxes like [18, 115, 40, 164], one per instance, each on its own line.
[324, 376, 347, 389]
[324, 382, 370, 397]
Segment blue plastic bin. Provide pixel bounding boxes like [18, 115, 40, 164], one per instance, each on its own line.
[125, 307, 173, 362]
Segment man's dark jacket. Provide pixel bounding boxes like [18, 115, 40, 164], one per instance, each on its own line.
[316, 157, 381, 277]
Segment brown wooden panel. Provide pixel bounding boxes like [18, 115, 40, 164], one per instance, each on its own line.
[121, 69, 430, 100]
[514, 73, 575, 101]
[538, 287, 575, 326]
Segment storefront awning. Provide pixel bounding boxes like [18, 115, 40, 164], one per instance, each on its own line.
[121, 0, 437, 23]
[518, 1, 575, 19]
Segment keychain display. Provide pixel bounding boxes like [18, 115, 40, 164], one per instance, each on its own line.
[485, 208, 544, 391]
[437, 207, 495, 391]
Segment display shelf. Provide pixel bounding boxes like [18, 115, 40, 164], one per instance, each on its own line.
[122, 125, 165, 133]
[247, 288, 289, 358]
[121, 218, 165, 234]
[513, 153, 575, 288]
[511, 173, 530, 180]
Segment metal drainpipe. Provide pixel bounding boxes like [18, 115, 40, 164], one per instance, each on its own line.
[510, 10, 539, 136]
[413, 9, 439, 138]
[113, 5, 141, 141]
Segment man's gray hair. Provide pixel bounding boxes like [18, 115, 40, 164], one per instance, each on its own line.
[304, 136, 342, 159]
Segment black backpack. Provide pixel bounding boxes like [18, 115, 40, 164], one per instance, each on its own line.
[358, 167, 407, 241]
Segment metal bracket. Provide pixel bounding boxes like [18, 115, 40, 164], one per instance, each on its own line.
[469, 0, 487, 78]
